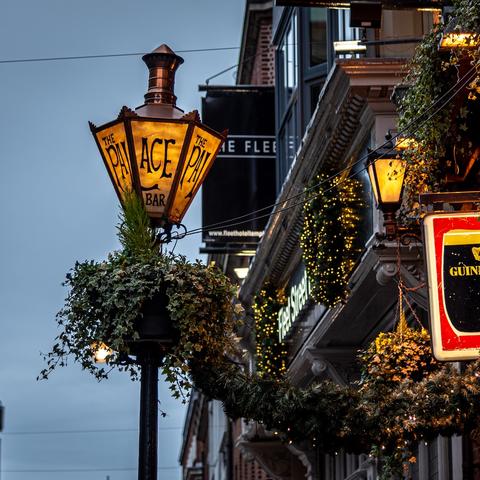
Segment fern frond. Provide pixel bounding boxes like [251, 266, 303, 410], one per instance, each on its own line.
[117, 190, 157, 258]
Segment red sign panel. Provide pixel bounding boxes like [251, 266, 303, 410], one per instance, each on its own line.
[424, 212, 480, 360]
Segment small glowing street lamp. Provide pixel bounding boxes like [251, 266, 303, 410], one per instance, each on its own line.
[91, 342, 112, 364]
[89, 44, 227, 237]
[366, 135, 407, 238]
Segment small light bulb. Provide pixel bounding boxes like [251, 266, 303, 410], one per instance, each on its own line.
[92, 342, 112, 363]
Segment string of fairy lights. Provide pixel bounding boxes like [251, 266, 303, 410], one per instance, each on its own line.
[175, 64, 478, 241]
[252, 285, 288, 377]
[193, 63, 478, 371]
[206, 59, 477, 371]
[300, 173, 364, 308]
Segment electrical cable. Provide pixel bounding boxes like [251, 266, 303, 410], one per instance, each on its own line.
[204, 43, 272, 84]
[2, 43, 474, 238]
[179, 65, 478, 239]
[186, 65, 477, 236]
[2, 466, 178, 473]
[1, 426, 181, 435]
[0, 46, 240, 65]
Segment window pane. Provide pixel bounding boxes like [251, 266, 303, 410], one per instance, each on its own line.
[287, 109, 298, 169]
[310, 83, 323, 117]
[309, 8, 327, 66]
[285, 14, 298, 100]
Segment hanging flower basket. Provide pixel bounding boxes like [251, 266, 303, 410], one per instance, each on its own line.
[40, 192, 240, 398]
[132, 289, 176, 348]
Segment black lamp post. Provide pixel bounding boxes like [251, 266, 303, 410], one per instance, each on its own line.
[366, 135, 407, 239]
[89, 45, 227, 480]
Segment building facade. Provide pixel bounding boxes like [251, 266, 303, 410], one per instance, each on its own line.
[181, 1, 479, 479]
[180, 2, 276, 480]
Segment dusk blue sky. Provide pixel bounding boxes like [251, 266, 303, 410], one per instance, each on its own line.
[0, 1, 244, 479]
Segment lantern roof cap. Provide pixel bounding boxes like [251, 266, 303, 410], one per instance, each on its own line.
[151, 44, 179, 56]
[142, 44, 184, 65]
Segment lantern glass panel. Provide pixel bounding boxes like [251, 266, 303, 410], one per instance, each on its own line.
[372, 157, 406, 205]
[170, 125, 223, 223]
[94, 122, 133, 199]
[367, 162, 380, 205]
[440, 32, 477, 50]
[130, 120, 189, 221]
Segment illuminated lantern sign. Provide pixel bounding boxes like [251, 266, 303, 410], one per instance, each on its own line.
[89, 45, 226, 227]
[424, 212, 480, 360]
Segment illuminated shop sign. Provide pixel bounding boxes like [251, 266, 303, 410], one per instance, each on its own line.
[424, 212, 480, 361]
[278, 267, 311, 342]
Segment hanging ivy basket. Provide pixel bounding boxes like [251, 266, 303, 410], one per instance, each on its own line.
[40, 192, 241, 399]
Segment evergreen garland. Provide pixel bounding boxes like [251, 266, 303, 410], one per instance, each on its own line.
[191, 327, 480, 479]
[300, 172, 364, 308]
[253, 284, 288, 377]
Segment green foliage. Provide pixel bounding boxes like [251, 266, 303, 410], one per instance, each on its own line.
[191, 327, 480, 477]
[253, 285, 288, 377]
[398, 0, 480, 221]
[359, 324, 438, 387]
[117, 190, 157, 260]
[300, 172, 364, 307]
[40, 193, 240, 400]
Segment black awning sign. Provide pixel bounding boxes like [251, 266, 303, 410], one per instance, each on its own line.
[220, 135, 276, 158]
[201, 87, 276, 246]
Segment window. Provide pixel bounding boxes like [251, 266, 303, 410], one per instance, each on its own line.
[350, 146, 374, 250]
[274, 7, 360, 192]
[276, 11, 300, 191]
[303, 8, 329, 124]
[335, 9, 362, 60]
[308, 81, 324, 117]
[428, 439, 439, 480]
[278, 12, 298, 117]
[309, 8, 327, 67]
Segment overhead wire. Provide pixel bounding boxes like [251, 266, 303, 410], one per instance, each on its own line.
[0, 46, 240, 65]
[1, 426, 181, 435]
[2, 42, 475, 239]
[205, 43, 273, 84]
[179, 65, 478, 239]
[2, 466, 178, 473]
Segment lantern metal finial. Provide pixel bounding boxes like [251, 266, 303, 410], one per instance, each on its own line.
[142, 44, 184, 107]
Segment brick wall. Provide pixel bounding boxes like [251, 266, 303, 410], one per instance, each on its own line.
[250, 19, 274, 86]
[232, 420, 272, 480]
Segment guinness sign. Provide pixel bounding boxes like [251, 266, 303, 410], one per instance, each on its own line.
[424, 212, 480, 360]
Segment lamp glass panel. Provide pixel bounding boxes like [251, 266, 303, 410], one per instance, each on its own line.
[367, 163, 380, 205]
[440, 33, 477, 49]
[130, 120, 189, 220]
[91, 342, 112, 364]
[170, 126, 224, 223]
[373, 157, 406, 204]
[95, 122, 133, 199]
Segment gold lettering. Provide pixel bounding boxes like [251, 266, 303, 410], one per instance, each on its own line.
[449, 265, 480, 277]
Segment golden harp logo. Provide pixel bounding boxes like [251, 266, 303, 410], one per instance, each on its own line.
[472, 246, 480, 261]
